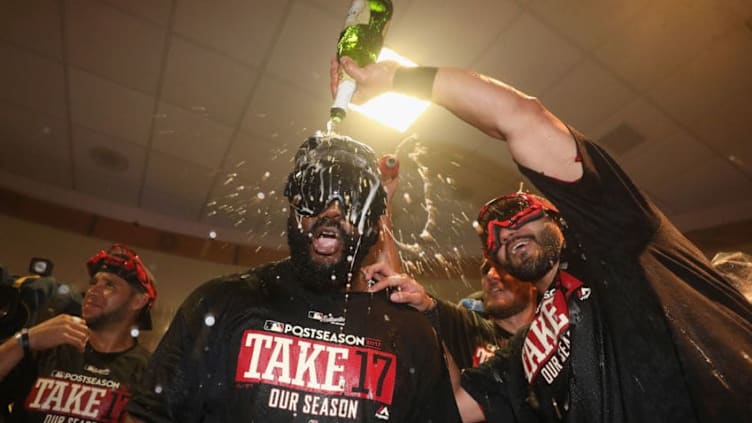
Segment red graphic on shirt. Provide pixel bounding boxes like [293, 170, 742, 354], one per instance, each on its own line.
[472, 344, 498, 367]
[235, 330, 397, 404]
[521, 271, 583, 384]
[24, 376, 131, 423]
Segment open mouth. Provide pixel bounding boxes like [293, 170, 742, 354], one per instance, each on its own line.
[311, 226, 343, 256]
[508, 238, 531, 256]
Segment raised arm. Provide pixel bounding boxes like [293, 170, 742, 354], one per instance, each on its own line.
[332, 57, 581, 182]
[0, 314, 89, 381]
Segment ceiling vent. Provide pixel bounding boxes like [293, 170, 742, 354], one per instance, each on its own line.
[598, 123, 646, 156]
[88, 146, 129, 172]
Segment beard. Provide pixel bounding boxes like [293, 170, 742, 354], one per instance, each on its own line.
[287, 215, 376, 293]
[85, 301, 131, 330]
[501, 223, 563, 282]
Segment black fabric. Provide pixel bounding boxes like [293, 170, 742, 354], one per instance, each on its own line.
[127, 259, 460, 423]
[435, 299, 511, 369]
[0, 341, 149, 422]
[462, 130, 752, 422]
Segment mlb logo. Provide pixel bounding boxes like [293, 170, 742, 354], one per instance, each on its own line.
[263, 320, 284, 333]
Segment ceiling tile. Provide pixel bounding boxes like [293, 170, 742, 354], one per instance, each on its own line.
[657, 157, 752, 224]
[606, 122, 711, 194]
[173, 0, 289, 66]
[102, 0, 173, 26]
[203, 168, 289, 245]
[142, 151, 215, 219]
[0, 103, 71, 189]
[651, 26, 752, 124]
[528, 0, 651, 52]
[0, 41, 66, 117]
[264, 2, 342, 101]
[590, 98, 682, 144]
[0, 0, 63, 59]
[692, 93, 752, 178]
[308, 0, 352, 16]
[389, 0, 522, 66]
[473, 11, 583, 94]
[68, 68, 155, 145]
[223, 130, 290, 174]
[161, 37, 257, 126]
[541, 58, 635, 133]
[73, 126, 146, 207]
[0, 136, 72, 189]
[72, 124, 145, 180]
[594, 0, 743, 91]
[65, 0, 166, 94]
[152, 102, 234, 169]
[0, 100, 69, 149]
[241, 74, 329, 143]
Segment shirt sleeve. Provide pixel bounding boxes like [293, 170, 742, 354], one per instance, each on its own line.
[127, 285, 212, 423]
[517, 128, 659, 254]
[460, 352, 517, 422]
[436, 299, 498, 370]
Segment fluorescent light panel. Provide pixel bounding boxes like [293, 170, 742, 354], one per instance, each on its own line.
[349, 48, 430, 132]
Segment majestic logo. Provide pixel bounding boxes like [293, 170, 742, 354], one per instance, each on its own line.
[308, 310, 346, 326]
[375, 405, 390, 420]
[236, 330, 397, 404]
[24, 375, 131, 423]
[84, 364, 111, 376]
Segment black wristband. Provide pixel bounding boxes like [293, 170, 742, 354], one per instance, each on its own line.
[393, 66, 438, 100]
[17, 328, 30, 356]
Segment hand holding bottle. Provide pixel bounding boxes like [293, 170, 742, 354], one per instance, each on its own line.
[330, 57, 400, 105]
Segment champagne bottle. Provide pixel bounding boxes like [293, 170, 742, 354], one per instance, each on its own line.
[330, 0, 393, 123]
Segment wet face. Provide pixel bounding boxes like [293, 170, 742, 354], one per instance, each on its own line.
[82, 272, 144, 330]
[493, 216, 564, 282]
[287, 201, 366, 292]
[482, 266, 534, 320]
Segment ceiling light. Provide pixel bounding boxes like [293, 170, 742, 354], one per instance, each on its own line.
[349, 48, 431, 132]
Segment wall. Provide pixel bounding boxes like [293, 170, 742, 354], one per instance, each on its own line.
[0, 213, 246, 350]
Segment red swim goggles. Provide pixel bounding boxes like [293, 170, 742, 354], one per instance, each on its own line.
[476, 193, 559, 256]
[86, 244, 157, 303]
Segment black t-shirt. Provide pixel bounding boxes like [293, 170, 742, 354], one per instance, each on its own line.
[462, 130, 752, 422]
[127, 260, 460, 423]
[0, 341, 149, 422]
[435, 299, 512, 369]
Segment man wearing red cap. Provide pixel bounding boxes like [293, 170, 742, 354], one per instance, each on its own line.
[340, 56, 752, 422]
[0, 244, 157, 422]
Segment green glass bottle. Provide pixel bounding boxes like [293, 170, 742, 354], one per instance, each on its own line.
[330, 0, 393, 123]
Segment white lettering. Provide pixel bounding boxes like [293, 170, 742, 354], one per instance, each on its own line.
[321, 347, 348, 392]
[28, 378, 56, 408]
[268, 388, 299, 412]
[39, 379, 67, 411]
[291, 341, 324, 389]
[79, 387, 107, 418]
[58, 382, 86, 414]
[262, 336, 293, 383]
[243, 332, 273, 379]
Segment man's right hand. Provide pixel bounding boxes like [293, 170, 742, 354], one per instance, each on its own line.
[330, 57, 400, 105]
[29, 314, 90, 353]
